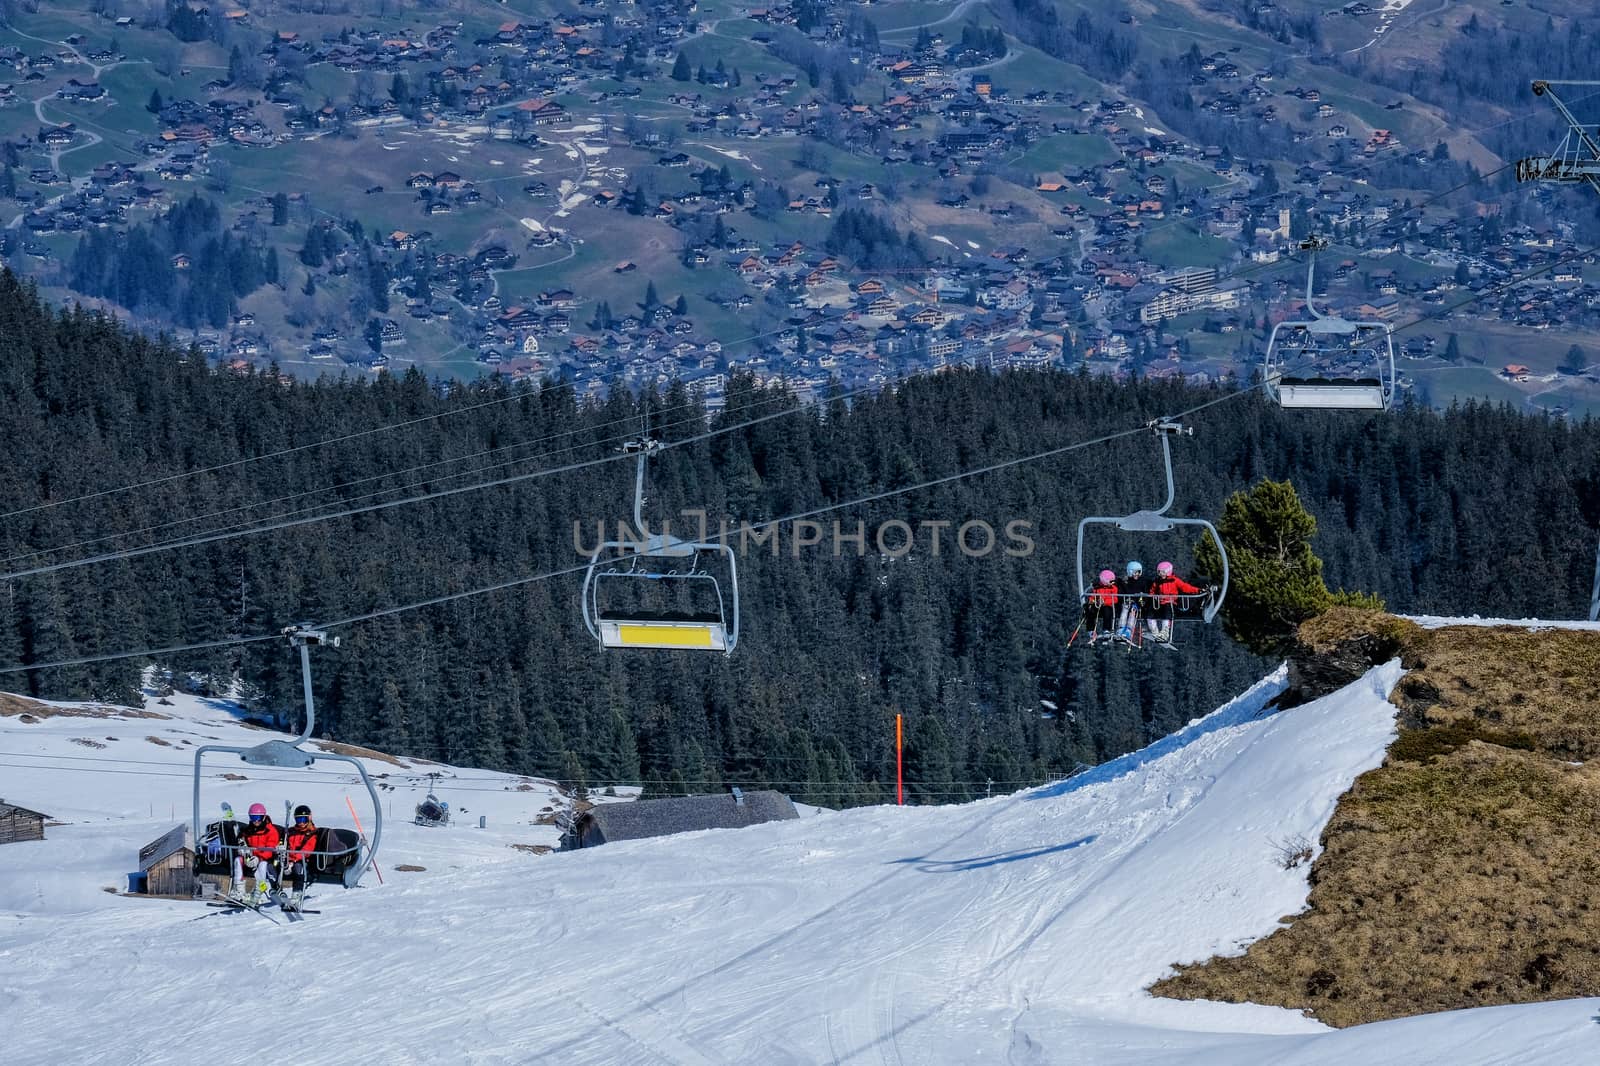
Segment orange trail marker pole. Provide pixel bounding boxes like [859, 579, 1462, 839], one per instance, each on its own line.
[347, 794, 384, 884]
[896, 714, 904, 806]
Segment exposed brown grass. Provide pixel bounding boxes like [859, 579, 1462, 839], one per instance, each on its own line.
[394, 864, 426, 872]
[510, 843, 554, 855]
[0, 692, 167, 720]
[312, 739, 405, 767]
[1152, 619, 1600, 1026]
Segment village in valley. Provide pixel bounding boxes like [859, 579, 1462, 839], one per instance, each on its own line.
[1, 0, 1597, 415]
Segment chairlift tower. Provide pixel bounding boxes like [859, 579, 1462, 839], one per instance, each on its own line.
[1515, 81, 1600, 620]
[1515, 81, 1600, 197]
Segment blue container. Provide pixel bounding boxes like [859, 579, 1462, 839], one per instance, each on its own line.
[127, 871, 148, 894]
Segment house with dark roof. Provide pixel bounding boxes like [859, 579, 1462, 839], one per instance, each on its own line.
[559, 790, 798, 849]
[0, 798, 48, 844]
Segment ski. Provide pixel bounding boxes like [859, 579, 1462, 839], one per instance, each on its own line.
[206, 899, 283, 925]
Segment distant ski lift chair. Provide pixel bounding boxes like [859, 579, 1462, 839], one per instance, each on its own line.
[414, 793, 450, 827]
[1075, 421, 1229, 645]
[1264, 238, 1397, 412]
[191, 626, 381, 891]
[580, 438, 740, 653]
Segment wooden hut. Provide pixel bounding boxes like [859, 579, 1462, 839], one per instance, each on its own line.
[137, 824, 225, 897]
[0, 799, 48, 844]
[560, 789, 797, 850]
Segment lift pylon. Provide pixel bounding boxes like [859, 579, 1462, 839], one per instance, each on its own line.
[1515, 80, 1600, 196]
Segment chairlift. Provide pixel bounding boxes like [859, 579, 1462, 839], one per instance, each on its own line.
[190, 626, 381, 890]
[1075, 420, 1229, 643]
[1263, 238, 1397, 411]
[414, 773, 450, 826]
[581, 437, 739, 652]
[414, 794, 450, 827]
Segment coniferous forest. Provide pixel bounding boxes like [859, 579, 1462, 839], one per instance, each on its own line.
[1, 273, 1597, 804]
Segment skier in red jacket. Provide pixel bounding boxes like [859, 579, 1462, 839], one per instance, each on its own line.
[1083, 569, 1118, 646]
[282, 804, 319, 910]
[1145, 561, 1204, 643]
[231, 802, 281, 904]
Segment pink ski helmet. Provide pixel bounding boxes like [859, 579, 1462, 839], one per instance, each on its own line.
[248, 802, 268, 818]
[1098, 569, 1115, 584]
[1156, 561, 1174, 577]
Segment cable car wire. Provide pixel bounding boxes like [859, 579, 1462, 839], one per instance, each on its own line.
[0, 235, 1580, 672]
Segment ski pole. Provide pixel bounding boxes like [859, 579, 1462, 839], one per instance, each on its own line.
[347, 794, 384, 885]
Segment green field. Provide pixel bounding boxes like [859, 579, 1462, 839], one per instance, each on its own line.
[1013, 133, 1119, 175]
[1138, 222, 1234, 270]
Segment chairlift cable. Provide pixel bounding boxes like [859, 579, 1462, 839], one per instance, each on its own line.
[0, 388, 794, 568]
[0, 382, 882, 584]
[2, 235, 1583, 674]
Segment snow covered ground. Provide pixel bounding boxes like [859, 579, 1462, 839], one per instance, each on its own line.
[3, 662, 1598, 1064]
[1403, 614, 1600, 631]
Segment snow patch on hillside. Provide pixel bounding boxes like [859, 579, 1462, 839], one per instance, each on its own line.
[1403, 614, 1600, 631]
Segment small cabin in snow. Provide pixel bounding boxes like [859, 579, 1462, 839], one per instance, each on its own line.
[0, 799, 48, 844]
[560, 790, 797, 850]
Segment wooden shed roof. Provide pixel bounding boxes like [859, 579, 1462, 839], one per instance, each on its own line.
[568, 790, 797, 846]
[0, 799, 49, 820]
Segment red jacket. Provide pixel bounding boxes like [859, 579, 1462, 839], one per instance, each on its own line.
[1088, 581, 1118, 608]
[286, 823, 319, 863]
[242, 821, 280, 861]
[1149, 574, 1201, 606]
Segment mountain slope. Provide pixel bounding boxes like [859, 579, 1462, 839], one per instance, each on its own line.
[7, 656, 1594, 1063]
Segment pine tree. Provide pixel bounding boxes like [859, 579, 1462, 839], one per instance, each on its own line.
[671, 51, 691, 82]
[1197, 479, 1340, 656]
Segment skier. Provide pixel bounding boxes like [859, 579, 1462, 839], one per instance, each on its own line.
[1146, 561, 1204, 643]
[1082, 569, 1118, 646]
[1117, 561, 1147, 642]
[282, 804, 319, 909]
[232, 803, 281, 904]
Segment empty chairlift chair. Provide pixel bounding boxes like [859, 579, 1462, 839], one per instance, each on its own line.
[581, 438, 740, 653]
[1263, 238, 1397, 412]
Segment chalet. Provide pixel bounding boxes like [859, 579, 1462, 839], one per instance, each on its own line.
[379, 319, 405, 344]
[57, 78, 104, 101]
[136, 824, 222, 896]
[560, 790, 798, 850]
[854, 278, 885, 296]
[0, 798, 47, 844]
[1501, 364, 1532, 382]
[517, 98, 565, 124]
[537, 289, 578, 310]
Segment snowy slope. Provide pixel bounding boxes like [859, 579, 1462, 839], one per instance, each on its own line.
[3, 664, 1598, 1065]
[1402, 614, 1600, 631]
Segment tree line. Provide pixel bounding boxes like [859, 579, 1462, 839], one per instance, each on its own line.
[0, 273, 1595, 804]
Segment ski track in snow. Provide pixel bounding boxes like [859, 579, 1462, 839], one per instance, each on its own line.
[5, 656, 1600, 1063]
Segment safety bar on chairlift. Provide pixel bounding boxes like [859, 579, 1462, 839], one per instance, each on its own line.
[1073, 422, 1230, 624]
[582, 541, 740, 651]
[580, 439, 740, 652]
[1263, 242, 1397, 406]
[191, 627, 381, 888]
